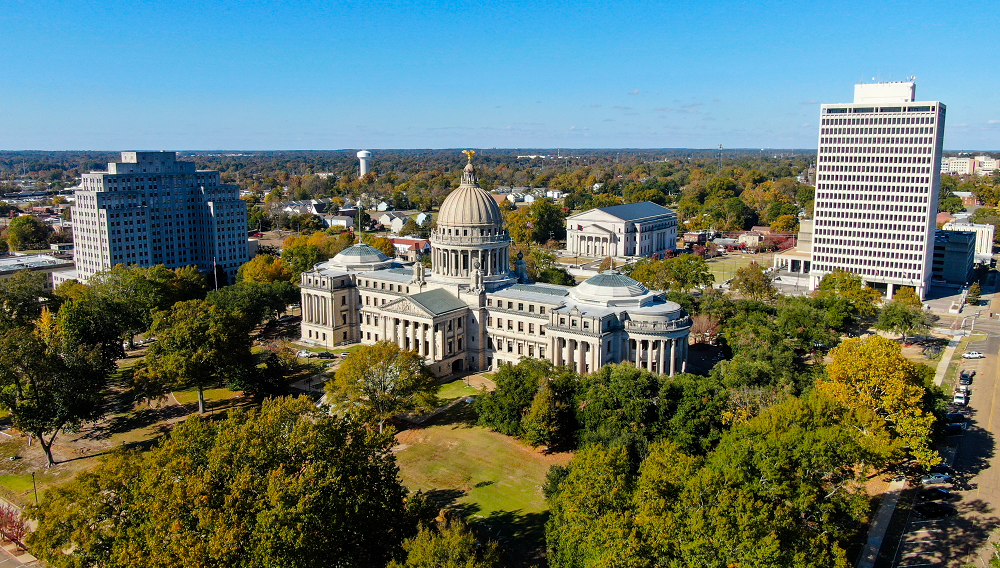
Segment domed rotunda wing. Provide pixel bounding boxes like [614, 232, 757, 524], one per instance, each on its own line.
[326, 243, 393, 271]
[570, 270, 659, 307]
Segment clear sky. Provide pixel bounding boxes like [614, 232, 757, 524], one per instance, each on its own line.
[2, 0, 997, 151]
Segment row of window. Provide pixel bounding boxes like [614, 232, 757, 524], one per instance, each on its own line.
[486, 298, 547, 314]
[814, 265, 919, 281]
[822, 116, 936, 126]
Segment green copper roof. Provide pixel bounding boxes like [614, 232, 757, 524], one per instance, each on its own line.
[408, 288, 467, 316]
[339, 243, 389, 259]
[584, 271, 642, 288]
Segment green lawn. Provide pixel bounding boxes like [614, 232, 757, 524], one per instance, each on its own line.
[394, 405, 571, 565]
[705, 253, 774, 283]
[436, 380, 479, 403]
[173, 387, 241, 407]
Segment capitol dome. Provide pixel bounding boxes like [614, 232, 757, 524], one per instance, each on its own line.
[437, 162, 505, 227]
[326, 243, 393, 271]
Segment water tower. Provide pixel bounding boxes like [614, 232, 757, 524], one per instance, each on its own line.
[357, 150, 371, 178]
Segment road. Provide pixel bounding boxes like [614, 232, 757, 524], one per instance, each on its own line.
[892, 334, 1000, 567]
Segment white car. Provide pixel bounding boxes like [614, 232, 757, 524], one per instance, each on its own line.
[953, 393, 969, 406]
[962, 351, 986, 359]
[296, 350, 315, 358]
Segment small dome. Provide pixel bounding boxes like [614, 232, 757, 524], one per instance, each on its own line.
[576, 271, 648, 297]
[327, 243, 392, 271]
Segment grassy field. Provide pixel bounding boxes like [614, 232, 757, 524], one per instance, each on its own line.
[436, 379, 479, 403]
[394, 404, 572, 565]
[705, 252, 775, 283]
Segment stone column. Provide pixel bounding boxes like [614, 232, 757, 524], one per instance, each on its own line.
[633, 339, 640, 366]
[591, 342, 598, 373]
[669, 338, 677, 377]
[657, 340, 666, 374]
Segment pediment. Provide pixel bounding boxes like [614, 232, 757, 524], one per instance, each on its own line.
[381, 297, 432, 317]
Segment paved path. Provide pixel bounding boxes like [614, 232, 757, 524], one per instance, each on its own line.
[858, 477, 907, 568]
[934, 336, 963, 387]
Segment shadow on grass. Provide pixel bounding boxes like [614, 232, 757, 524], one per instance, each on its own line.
[475, 509, 549, 568]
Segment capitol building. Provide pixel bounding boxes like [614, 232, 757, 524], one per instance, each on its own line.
[299, 155, 692, 377]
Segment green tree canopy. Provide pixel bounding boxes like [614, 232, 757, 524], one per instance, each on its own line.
[730, 262, 776, 302]
[324, 341, 436, 432]
[0, 320, 108, 465]
[136, 300, 255, 413]
[27, 397, 412, 568]
[5, 215, 51, 250]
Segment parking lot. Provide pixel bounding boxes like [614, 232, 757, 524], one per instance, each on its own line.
[891, 336, 1000, 567]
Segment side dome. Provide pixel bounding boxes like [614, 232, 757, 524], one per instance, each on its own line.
[327, 243, 393, 271]
[574, 270, 648, 299]
[437, 162, 504, 227]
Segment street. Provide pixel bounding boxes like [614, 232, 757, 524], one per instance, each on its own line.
[893, 334, 1000, 567]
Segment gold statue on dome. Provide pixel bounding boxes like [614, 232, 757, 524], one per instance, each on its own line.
[462, 149, 476, 162]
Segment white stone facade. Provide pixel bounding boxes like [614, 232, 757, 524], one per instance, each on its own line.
[566, 202, 678, 258]
[809, 83, 945, 299]
[71, 152, 249, 282]
[300, 157, 691, 377]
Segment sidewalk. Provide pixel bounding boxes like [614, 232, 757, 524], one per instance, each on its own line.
[933, 336, 962, 387]
[856, 477, 907, 568]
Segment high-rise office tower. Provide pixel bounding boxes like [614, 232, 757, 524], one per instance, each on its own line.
[809, 82, 945, 299]
[72, 151, 249, 283]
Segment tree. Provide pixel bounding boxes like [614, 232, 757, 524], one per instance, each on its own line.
[537, 267, 574, 285]
[597, 256, 614, 271]
[892, 286, 923, 309]
[814, 269, 882, 318]
[968, 282, 982, 306]
[0, 271, 48, 331]
[5, 215, 50, 250]
[818, 335, 937, 466]
[136, 300, 254, 413]
[389, 517, 501, 568]
[324, 341, 436, 432]
[398, 218, 421, 237]
[206, 280, 298, 335]
[770, 214, 799, 234]
[27, 397, 412, 568]
[876, 301, 931, 345]
[627, 255, 714, 293]
[730, 262, 776, 302]
[237, 255, 294, 283]
[0, 323, 108, 466]
[475, 359, 551, 437]
[369, 235, 398, 258]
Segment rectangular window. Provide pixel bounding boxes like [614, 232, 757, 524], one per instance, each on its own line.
[540, 307, 546, 314]
[518, 321, 524, 332]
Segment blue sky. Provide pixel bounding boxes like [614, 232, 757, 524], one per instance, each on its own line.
[2, 0, 997, 150]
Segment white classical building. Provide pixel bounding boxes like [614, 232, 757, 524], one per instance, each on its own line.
[71, 152, 249, 282]
[565, 202, 678, 258]
[299, 155, 692, 377]
[809, 82, 945, 299]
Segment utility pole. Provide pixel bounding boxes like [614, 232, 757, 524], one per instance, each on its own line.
[718, 144, 723, 173]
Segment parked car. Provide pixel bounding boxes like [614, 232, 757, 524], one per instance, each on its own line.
[944, 423, 967, 436]
[962, 351, 986, 359]
[919, 487, 954, 501]
[143, 337, 157, 344]
[930, 464, 956, 475]
[913, 501, 957, 519]
[946, 412, 966, 423]
[339, 352, 350, 358]
[960, 375, 974, 386]
[317, 351, 334, 359]
[920, 473, 952, 485]
[955, 385, 971, 396]
[960, 369, 976, 379]
[277, 315, 297, 323]
[953, 393, 969, 406]
[296, 350, 316, 358]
